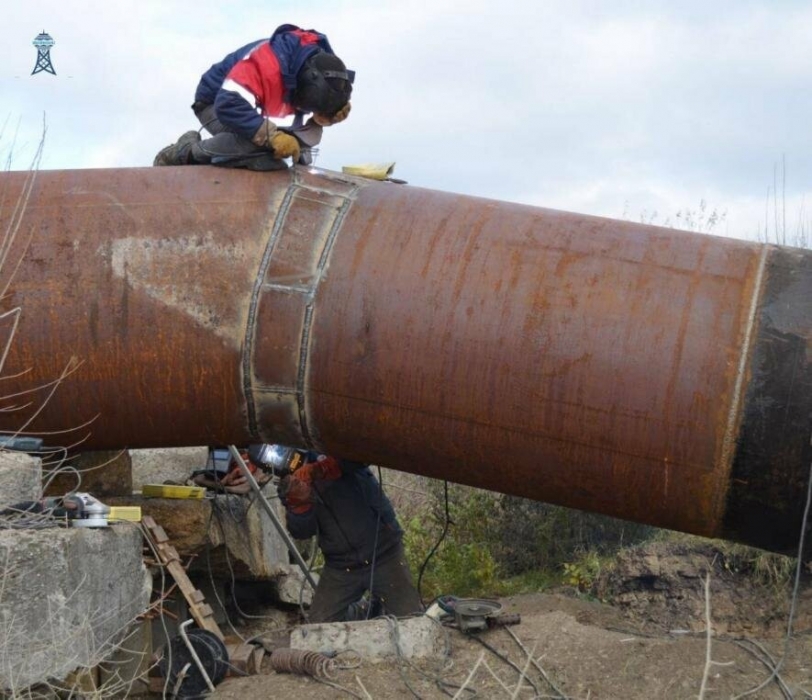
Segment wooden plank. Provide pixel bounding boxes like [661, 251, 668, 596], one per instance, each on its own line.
[141, 516, 224, 641]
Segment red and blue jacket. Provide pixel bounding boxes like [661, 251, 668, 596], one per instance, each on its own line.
[194, 24, 335, 140]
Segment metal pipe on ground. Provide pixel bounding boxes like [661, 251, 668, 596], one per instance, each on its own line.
[0, 166, 809, 556]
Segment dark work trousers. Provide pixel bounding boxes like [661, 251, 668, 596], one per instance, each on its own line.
[307, 544, 423, 623]
[188, 103, 285, 169]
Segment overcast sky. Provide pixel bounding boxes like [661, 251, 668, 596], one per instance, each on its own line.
[3, 1, 811, 243]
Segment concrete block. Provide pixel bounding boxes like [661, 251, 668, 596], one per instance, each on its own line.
[0, 450, 41, 509]
[106, 492, 289, 580]
[290, 615, 447, 662]
[130, 446, 209, 489]
[0, 523, 152, 691]
[273, 565, 316, 606]
[98, 618, 153, 697]
[203, 493, 290, 579]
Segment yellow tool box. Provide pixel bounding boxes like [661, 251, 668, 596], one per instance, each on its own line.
[108, 506, 142, 522]
[141, 484, 206, 499]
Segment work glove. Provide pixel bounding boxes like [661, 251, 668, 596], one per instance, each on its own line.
[296, 456, 342, 483]
[312, 102, 351, 127]
[278, 474, 313, 514]
[270, 132, 301, 160]
[252, 122, 301, 161]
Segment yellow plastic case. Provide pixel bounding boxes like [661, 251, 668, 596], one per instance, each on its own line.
[108, 506, 143, 522]
[141, 484, 206, 499]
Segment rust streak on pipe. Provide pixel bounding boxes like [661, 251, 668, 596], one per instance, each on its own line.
[0, 166, 809, 555]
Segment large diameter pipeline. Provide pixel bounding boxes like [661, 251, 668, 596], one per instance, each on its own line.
[0, 167, 809, 556]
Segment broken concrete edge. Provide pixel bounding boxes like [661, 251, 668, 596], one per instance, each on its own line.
[289, 614, 449, 662]
[272, 564, 318, 606]
[0, 450, 42, 510]
[0, 522, 152, 691]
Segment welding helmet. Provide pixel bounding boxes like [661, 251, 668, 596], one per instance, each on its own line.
[292, 51, 354, 117]
[248, 443, 303, 475]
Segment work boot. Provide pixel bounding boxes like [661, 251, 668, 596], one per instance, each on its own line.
[152, 130, 201, 166]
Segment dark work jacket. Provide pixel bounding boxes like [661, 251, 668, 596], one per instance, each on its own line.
[284, 459, 403, 571]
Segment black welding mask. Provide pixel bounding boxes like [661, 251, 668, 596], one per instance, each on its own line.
[292, 51, 355, 117]
[248, 443, 304, 476]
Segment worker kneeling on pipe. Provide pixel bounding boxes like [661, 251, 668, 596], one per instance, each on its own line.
[153, 23, 353, 171]
[277, 450, 423, 622]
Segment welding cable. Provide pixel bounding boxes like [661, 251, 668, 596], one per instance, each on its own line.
[732, 639, 793, 700]
[502, 625, 566, 699]
[0, 503, 64, 530]
[139, 521, 177, 700]
[214, 493, 321, 626]
[41, 463, 81, 496]
[212, 501, 285, 623]
[299, 531, 321, 623]
[383, 614, 468, 699]
[365, 465, 384, 620]
[417, 480, 452, 604]
[383, 615, 426, 700]
[469, 633, 540, 696]
[732, 445, 812, 700]
[204, 506, 247, 641]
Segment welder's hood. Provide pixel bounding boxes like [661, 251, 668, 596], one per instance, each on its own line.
[293, 51, 355, 116]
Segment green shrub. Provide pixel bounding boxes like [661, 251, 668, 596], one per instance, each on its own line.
[401, 480, 657, 599]
[488, 495, 656, 576]
[562, 550, 603, 592]
[403, 514, 499, 600]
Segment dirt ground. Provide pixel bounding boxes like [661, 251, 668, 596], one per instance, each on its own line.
[210, 541, 812, 699]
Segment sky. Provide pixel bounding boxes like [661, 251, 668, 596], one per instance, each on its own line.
[3, 0, 812, 244]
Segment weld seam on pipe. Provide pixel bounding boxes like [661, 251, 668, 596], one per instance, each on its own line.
[720, 245, 769, 474]
[262, 283, 311, 294]
[242, 176, 300, 436]
[295, 184, 359, 447]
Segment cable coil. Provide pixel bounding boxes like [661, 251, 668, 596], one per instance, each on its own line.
[269, 648, 337, 679]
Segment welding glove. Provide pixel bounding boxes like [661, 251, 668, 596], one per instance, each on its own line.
[312, 102, 351, 127]
[252, 121, 301, 161]
[270, 132, 301, 160]
[278, 474, 313, 514]
[297, 455, 343, 483]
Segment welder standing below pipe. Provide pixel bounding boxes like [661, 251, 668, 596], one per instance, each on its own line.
[278, 452, 422, 622]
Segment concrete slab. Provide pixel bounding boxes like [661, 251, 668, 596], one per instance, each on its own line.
[0, 450, 41, 509]
[0, 523, 152, 691]
[130, 446, 209, 489]
[290, 615, 447, 662]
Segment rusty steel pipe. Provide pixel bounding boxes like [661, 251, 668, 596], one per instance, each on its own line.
[0, 167, 809, 556]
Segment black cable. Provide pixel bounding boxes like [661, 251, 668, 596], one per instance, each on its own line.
[203, 505, 245, 641]
[365, 466, 384, 619]
[732, 449, 812, 700]
[417, 480, 451, 604]
[470, 633, 540, 696]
